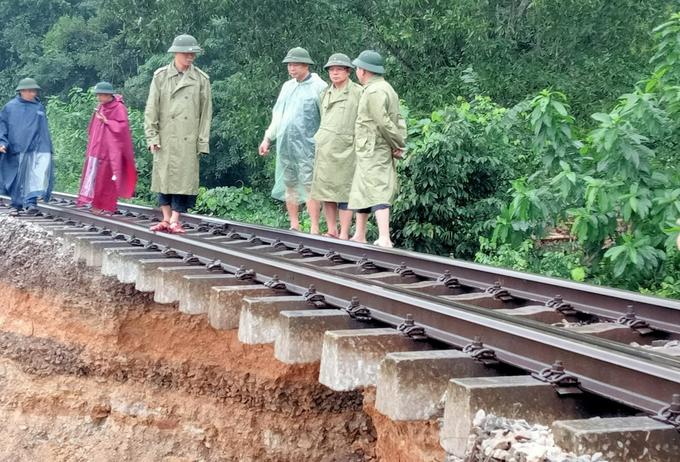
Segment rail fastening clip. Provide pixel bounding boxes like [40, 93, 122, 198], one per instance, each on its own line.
[531, 360, 583, 395]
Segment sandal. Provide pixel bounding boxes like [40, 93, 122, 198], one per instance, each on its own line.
[91, 208, 113, 218]
[168, 222, 186, 234]
[149, 220, 170, 232]
[322, 232, 339, 238]
[9, 208, 19, 217]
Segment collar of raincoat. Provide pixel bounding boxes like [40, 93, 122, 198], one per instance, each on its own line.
[101, 94, 123, 104]
[294, 72, 317, 85]
[98, 94, 124, 114]
[169, 62, 197, 80]
[364, 74, 385, 87]
[331, 81, 351, 94]
[16, 94, 39, 104]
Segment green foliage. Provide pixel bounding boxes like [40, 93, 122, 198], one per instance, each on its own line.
[392, 96, 535, 257]
[192, 186, 290, 228]
[489, 12, 680, 295]
[476, 237, 587, 281]
[1, 0, 674, 190]
[6, 0, 680, 299]
[90, 0, 674, 187]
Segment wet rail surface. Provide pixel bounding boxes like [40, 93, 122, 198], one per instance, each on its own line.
[5, 193, 680, 427]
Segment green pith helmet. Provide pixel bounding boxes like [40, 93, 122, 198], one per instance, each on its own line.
[324, 53, 354, 69]
[92, 82, 115, 94]
[282, 47, 315, 65]
[16, 78, 41, 91]
[352, 50, 385, 74]
[167, 34, 203, 53]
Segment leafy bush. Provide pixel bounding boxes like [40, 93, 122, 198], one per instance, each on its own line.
[392, 96, 535, 258]
[193, 186, 290, 229]
[486, 12, 680, 296]
[475, 237, 587, 282]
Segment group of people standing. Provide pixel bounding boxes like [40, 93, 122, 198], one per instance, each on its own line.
[260, 47, 407, 247]
[0, 34, 407, 247]
[0, 78, 136, 216]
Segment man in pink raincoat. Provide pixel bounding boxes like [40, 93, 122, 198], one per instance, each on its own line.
[76, 82, 137, 215]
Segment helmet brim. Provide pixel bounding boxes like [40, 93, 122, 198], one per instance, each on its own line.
[282, 58, 315, 65]
[324, 61, 354, 69]
[16, 85, 41, 91]
[351, 58, 385, 74]
[167, 45, 204, 53]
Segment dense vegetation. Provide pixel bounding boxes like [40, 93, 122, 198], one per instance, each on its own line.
[2, 1, 680, 296]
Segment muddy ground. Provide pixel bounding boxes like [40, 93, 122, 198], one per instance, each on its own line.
[0, 217, 443, 462]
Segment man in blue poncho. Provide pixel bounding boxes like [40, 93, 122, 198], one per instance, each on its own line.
[0, 78, 54, 216]
[259, 47, 327, 233]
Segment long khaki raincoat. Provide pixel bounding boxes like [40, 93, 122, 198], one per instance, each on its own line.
[310, 80, 363, 203]
[144, 63, 212, 195]
[347, 75, 407, 210]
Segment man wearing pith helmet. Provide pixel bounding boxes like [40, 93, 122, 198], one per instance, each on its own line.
[310, 53, 363, 240]
[259, 47, 327, 234]
[0, 78, 54, 216]
[144, 34, 212, 234]
[347, 50, 407, 248]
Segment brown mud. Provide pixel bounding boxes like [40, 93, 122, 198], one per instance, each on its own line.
[0, 217, 441, 461]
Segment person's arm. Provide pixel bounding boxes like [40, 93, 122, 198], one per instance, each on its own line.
[198, 78, 212, 154]
[0, 105, 10, 152]
[100, 103, 130, 134]
[144, 74, 161, 150]
[365, 89, 406, 152]
[260, 85, 286, 155]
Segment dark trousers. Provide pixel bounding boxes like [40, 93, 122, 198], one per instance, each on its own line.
[158, 193, 196, 213]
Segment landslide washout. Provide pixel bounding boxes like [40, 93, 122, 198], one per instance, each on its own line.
[0, 216, 379, 462]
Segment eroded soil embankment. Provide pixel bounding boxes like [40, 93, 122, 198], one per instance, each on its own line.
[0, 217, 375, 461]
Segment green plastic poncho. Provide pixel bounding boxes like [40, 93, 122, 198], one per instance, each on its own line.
[310, 80, 363, 203]
[265, 73, 327, 203]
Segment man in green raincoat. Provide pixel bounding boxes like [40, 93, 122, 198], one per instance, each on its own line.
[144, 34, 212, 234]
[310, 53, 363, 240]
[347, 50, 407, 248]
[259, 47, 327, 233]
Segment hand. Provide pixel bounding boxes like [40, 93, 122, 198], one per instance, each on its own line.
[95, 111, 107, 124]
[0, 145, 5, 153]
[150, 144, 161, 152]
[258, 138, 270, 156]
[391, 149, 404, 159]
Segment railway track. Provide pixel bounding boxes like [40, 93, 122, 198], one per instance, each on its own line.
[4, 192, 680, 428]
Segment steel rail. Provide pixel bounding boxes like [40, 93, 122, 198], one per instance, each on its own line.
[27, 200, 680, 416]
[46, 192, 680, 335]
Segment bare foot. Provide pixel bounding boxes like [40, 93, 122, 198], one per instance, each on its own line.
[373, 238, 393, 248]
[350, 236, 367, 244]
